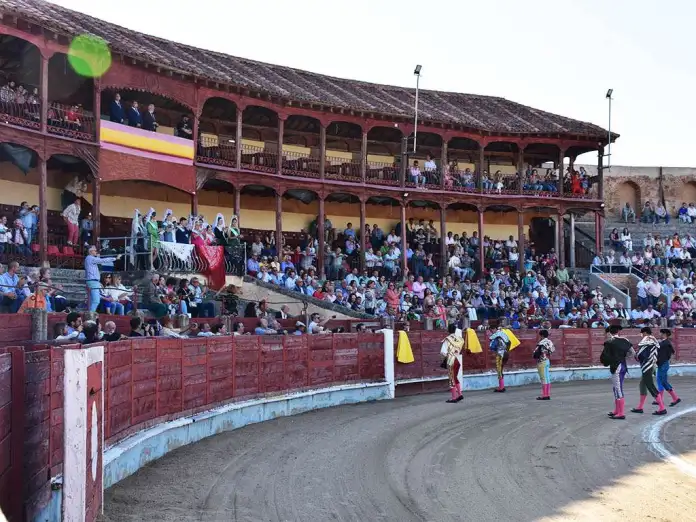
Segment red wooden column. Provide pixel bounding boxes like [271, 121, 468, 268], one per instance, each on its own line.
[192, 110, 200, 158]
[557, 211, 565, 267]
[439, 206, 447, 275]
[234, 187, 241, 220]
[38, 156, 47, 263]
[92, 176, 101, 244]
[478, 144, 485, 192]
[191, 192, 198, 217]
[318, 197, 326, 279]
[594, 211, 601, 254]
[477, 208, 484, 277]
[275, 192, 283, 254]
[517, 145, 525, 194]
[597, 147, 605, 200]
[359, 198, 366, 272]
[440, 140, 448, 189]
[360, 130, 368, 183]
[93, 80, 101, 141]
[400, 203, 407, 277]
[517, 210, 525, 273]
[558, 148, 566, 195]
[40, 53, 48, 133]
[235, 110, 243, 168]
[319, 124, 327, 181]
[276, 117, 285, 176]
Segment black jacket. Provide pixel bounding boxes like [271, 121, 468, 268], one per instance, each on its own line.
[657, 339, 674, 366]
[601, 336, 633, 374]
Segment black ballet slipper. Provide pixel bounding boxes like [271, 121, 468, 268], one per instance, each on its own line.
[611, 415, 626, 420]
[446, 399, 458, 403]
[670, 398, 682, 407]
[630, 408, 644, 414]
[455, 395, 463, 402]
[652, 401, 658, 406]
[652, 409, 668, 416]
[494, 388, 506, 393]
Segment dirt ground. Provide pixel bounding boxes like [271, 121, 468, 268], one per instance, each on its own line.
[101, 378, 696, 522]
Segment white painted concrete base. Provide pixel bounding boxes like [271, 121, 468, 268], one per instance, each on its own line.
[396, 363, 696, 390]
[103, 382, 391, 489]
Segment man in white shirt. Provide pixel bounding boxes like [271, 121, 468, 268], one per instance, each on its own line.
[410, 161, 425, 188]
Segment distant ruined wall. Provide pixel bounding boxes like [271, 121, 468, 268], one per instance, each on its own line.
[577, 164, 696, 218]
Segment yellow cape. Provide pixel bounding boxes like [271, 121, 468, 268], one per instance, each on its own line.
[466, 328, 482, 353]
[501, 328, 521, 351]
[397, 330, 415, 363]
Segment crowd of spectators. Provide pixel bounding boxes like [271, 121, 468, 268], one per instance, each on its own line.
[0, 201, 39, 256]
[0, 261, 67, 313]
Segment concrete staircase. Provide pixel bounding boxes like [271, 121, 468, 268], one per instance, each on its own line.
[577, 219, 696, 253]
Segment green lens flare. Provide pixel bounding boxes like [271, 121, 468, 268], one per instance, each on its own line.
[68, 34, 112, 78]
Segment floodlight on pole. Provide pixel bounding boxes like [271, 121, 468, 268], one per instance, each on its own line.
[606, 89, 613, 170]
[413, 65, 422, 153]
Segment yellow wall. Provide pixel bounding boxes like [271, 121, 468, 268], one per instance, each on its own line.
[0, 163, 536, 238]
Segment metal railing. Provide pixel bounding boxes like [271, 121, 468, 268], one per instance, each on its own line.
[283, 150, 321, 178]
[239, 144, 277, 173]
[47, 103, 96, 142]
[196, 135, 237, 168]
[0, 99, 41, 130]
[366, 161, 399, 186]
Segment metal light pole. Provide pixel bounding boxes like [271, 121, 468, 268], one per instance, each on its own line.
[606, 88, 613, 170]
[413, 65, 422, 153]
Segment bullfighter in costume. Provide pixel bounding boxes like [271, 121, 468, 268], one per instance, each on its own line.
[601, 324, 634, 420]
[631, 327, 667, 415]
[441, 325, 464, 403]
[534, 329, 555, 400]
[655, 329, 681, 407]
[490, 326, 518, 392]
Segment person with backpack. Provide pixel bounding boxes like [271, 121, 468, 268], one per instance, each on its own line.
[490, 326, 512, 392]
[655, 329, 681, 408]
[630, 326, 666, 416]
[601, 324, 634, 420]
[533, 329, 555, 401]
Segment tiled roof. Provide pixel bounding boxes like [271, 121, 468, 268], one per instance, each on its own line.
[2, 0, 611, 138]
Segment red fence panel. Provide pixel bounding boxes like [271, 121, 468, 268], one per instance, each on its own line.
[308, 335, 334, 387]
[234, 336, 260, 398]
[357, 333, 384, 380]
[284, 335, 309, 389]
[333, 334, 360, 383]
[395, 332, 424, 380]
[182, 338, 207, 410]
[674, 329, 696, 362]
[260, 336, 285, 394]
[207, 337, 234, 403]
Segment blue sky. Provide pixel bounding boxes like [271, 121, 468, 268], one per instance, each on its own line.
[48, 0, 696, 166]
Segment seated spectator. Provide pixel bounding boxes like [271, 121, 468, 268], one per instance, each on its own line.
[177, 115, 193, 139]
[254, 318, 277, 335]
[188, 277, 215, 318]
[654, 203, 669, 224]
[410, 161, 425, 188]
[641, 201, 654, 223]
[82, 320, 100, 344]
[678, 203, 691, 223]
[54, 321, 81, 342]
[0, 261, 23, 313]
[102, 321, 126, 342]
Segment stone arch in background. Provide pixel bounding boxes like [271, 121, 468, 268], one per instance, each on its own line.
[679, 180, 696, 208]
[616, 180, 641, 217]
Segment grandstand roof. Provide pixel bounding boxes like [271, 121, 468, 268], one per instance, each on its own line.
[2, 0, 612, 139]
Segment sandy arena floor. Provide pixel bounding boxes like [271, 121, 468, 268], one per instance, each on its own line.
[101, 378, 696, 522]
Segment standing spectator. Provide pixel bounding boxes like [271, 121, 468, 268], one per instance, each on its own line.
[84, 245, 120, 313]
[12, 219, 30, 256]
[102, 321, 126, 342]
[0, 261, 23, 313]
[127, 101, 141, 127]
[18, 202, 38, 245]
[142, 103, 158, 132]
[61, 176, 86, 210]
[62, 198, 81, 246]
[109, 92, 124, 123]
[0, 216, 10, 254]
[175, 217, 191, 244]
[177, 115, 193, 139]
[81, 212, 94, 247]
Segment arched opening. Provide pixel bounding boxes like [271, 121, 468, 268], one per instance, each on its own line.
[365, 127, 402, 186]
[0, 35, 41, 130]
[283, 115, 322, 179]
[326, 120, 362, 153]
[407, 132, 443, 188]
[616, 180, 641, 218]
[197, 97, 239, 168]
[47, 52, 96, 141]
[678, 182, 696, 213]
[101, 88, 193, 137]
[485, 141, 521, 194]
[239, 106, 279, 173]
[447, 137, 480, 192]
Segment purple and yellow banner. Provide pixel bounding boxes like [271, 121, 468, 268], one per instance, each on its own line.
[100, 119, 194, 164]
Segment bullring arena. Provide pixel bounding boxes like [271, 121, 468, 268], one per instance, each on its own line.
[0, 1, 695, 521]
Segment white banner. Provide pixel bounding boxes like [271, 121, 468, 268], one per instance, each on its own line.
[159, 241, 195, 262]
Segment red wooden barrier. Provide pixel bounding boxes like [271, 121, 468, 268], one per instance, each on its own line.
[104, 333, 385, 445]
